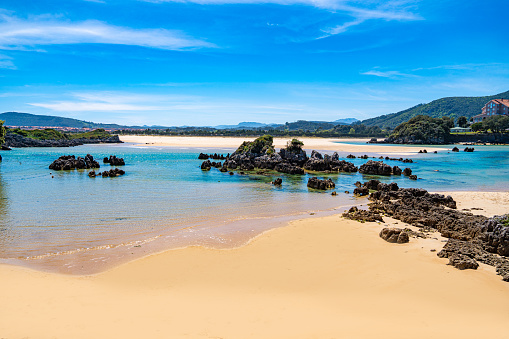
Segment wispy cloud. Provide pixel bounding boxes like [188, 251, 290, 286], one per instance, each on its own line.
[361, 69, 418, 79]
[0, 54, 16, 69]
[0, 12, 216, 51]
[143, 0, 422, 36]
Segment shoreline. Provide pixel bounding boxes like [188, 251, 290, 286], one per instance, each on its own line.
[119, 135, 450, 155]
[1, 191, 509, 338]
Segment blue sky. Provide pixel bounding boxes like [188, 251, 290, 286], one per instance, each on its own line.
[0, 0, 508, 126]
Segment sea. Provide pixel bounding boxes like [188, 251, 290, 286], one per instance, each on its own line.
[0, 141, 508, 274]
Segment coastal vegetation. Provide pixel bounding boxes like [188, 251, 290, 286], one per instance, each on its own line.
[114, 122, 387, 138]
[470, 115, 509, 133]
[0, 120, 5, 145]
[8, 128, 113, 140]
[386, 115, 453, 144]
[362, 90, 509, 129]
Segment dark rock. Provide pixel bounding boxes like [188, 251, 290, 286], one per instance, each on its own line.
[275, 162, 305, 175]
[448, 254, 479, 270]
[272, 178, 283, 186]
[307, 177, 335, 190]
[346, 154, 356, 159]
[359, 160, 392, 176]
[49, 154, 100, 171]
[201, 160, 212, 170]
[353, 186, 369, 196]
[105, 155, 125, 166]
[198, 153, 209, 160]
[1, 145, 11, 151]
[452, 147, 459, 152]
[464, 147, 475, 152]
[343, 206, 383, 222]
[409, 175, 417, 180]
[379, 228, 409, 243]
[392, 166, 402, 175]
[403, 168, 412, 176]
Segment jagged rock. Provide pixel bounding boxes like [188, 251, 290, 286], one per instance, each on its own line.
[392, 166, 402, 175]
[49, 154, 100, 171]
[353, 187, 369, 196]
[274, 162, 305, 175]
[272, 178, 283, 186]
[343, 206, 383, 222]
[479, 214, 509, 256]
[447, 254, 479, 270]
[379, 228, 409, 243]
[359, 160, 392, 175]
[198, 153, 209, 160]
[104, 155, 125, 166]
[307, 177, 335, 190]
[201, 160, 212, 170]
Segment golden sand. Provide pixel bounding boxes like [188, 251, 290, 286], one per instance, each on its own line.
[1, 191, 509, 339]
[119, 135, 448, 155]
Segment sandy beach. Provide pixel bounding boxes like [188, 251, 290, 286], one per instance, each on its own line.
[120, 135, 448, 155]
[1, 191, 509, 339]
[1, 136, 508, 338]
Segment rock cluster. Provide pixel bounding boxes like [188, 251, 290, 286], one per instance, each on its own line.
[103, 155, 125, 166]
[220, 136, 358, 176]
[88, 168, 125, 178]
[359, 160, 400, 176]
[342, 206, 383, 222]
[464, 147, 475, 152]
[353, 180, 509, 280]
[200, 160, 222, 170]
[303, 151, 358, 173]
[49, 154, 100, 170]
[198, 153, 228, 160]
[307, 177, 335, 190]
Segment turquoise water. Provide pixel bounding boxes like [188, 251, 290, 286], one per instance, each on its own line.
[0, 142, 507, 274]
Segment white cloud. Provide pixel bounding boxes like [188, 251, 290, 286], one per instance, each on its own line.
[0, 54, 16, 69]
[361, 69, 417, 79]
[0, 13, 216, 51]
[143, 0, 422, 36]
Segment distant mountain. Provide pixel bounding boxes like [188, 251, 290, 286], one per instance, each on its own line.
[0, 112, 125, 129]
[332, 118, 359, 125]
[362, 90, 509, 130]
[214, 122, 274, 129]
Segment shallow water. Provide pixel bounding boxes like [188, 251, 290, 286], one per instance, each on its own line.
[0, 142, 507, 274]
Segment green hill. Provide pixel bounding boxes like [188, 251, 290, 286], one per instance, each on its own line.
[0, 112, 124, 129]
[362, 90, 509, 129]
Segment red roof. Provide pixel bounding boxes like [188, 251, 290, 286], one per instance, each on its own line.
[491, 99, 509, 108]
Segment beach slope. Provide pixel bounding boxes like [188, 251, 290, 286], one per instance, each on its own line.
[1, 214, 509, 339]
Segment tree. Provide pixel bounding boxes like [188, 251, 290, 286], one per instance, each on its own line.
[470, 122, 484, 132]
[457, 116, 468, 128]
[0, 121, 5, 145]
[441, 116, 454, 129]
